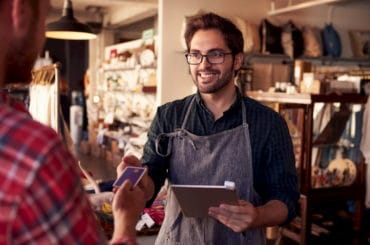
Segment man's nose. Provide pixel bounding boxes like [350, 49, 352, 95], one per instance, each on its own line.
[199, 56, 211, 68]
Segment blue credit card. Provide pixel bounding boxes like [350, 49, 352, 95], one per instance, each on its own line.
[113, 166, 146, 187]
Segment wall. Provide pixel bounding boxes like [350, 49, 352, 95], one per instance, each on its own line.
[158, 0, 269, 105]
[158, 0, 370, 105]
[88, 29, 115, 96]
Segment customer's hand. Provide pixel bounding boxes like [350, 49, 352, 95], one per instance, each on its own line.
[116, 155, 143, 177]
[116, 155, 154, 201]
[111, 180, 145, 240]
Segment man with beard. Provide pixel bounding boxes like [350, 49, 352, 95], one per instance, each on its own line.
[0, 1, 144, 244]
[117, 12, 299, 244]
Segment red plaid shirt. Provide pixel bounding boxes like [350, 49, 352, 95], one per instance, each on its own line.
[0, 104, 106, 244]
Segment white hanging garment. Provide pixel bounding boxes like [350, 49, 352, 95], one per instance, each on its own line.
[29, 69, 58, 132]
[29, 84, 52, 128]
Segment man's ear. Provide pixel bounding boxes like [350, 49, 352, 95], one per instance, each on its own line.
[234, 52, 244, 71]
[12, 0, 32, 36]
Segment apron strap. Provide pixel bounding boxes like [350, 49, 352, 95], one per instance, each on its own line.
[155, 133, 173, 157]
[181, 96, 196, 129]
[241, 97, 247, 125]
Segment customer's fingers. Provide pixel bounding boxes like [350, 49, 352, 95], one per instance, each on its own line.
[116, 155, 142, 177]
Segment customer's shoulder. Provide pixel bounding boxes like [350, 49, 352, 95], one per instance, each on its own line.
[1, 105, 61, 146]
[0, 106, 66, 168]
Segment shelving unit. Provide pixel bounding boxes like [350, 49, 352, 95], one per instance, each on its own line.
[243, 53, 370, 68]
[99, 37, 157, 123]
[299, 56, 370, 68]
[239, 53, 370, 96]
[247, 91, 368, 244]
[86, 37, 157, 159]
[99, 64, 157, 140]
[268, 0, 354, 16]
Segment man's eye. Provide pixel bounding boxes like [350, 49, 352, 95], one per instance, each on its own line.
[189, 53, 200, 58]
[208, 52, 222, 57]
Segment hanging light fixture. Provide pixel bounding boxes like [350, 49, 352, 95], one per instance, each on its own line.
[46, 0, 97, 40]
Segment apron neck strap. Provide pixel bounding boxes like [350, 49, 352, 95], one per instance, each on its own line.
[181, 96, 196, 129]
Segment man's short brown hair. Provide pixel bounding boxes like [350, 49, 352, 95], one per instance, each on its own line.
[184, 12, 244, 55]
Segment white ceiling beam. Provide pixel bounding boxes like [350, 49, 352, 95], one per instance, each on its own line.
[268, 0, 352, 16]
[107, 5, 157, 27]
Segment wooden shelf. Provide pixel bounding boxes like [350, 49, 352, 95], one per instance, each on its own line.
[243, 53, 370, 67]
[310, 185, 365, 204]
[247, 91, 368, 104]
[247, 91, 311, 104]
[247, 91, 368, 243]
[102, 65, 156, 72]
[299, 56, 370, 67]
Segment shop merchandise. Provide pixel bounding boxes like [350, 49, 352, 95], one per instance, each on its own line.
[322, 23, 342, 58]
[281, 20, 304, 59]
[233, 16, 261, 53]
[302, 25, 323, 57]
[260, 18, 284, 54]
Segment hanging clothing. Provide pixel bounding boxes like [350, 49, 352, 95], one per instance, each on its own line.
[154, 96, 264, 245]
[28, 83, 58, 132]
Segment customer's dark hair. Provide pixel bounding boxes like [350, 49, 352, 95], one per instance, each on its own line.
[184, 12, 244, 54]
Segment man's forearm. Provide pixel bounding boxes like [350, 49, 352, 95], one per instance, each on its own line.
[255, 200, 288, 227]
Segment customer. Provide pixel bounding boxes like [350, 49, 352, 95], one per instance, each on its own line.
[118, 12, 299, 244]
[0, 1, 144, 244]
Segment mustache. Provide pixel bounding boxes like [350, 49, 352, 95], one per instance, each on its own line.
[196, 69, 220, 74]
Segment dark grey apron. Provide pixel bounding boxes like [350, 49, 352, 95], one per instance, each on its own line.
[154, 97, 265, 245]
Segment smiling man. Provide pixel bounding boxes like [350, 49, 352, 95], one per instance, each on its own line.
[117, 12, 299, 245]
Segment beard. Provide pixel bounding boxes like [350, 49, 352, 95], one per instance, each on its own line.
[4, 31, 40, 85]
[191, 66, 235, 94]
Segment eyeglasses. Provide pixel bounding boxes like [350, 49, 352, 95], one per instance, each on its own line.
[185, 51, 233, 65]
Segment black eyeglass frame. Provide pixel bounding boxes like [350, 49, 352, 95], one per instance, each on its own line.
[185, 51, 233, 65]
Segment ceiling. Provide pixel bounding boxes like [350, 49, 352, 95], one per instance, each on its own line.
[49, 0, 158, 28]
[48, 0, 370, 37]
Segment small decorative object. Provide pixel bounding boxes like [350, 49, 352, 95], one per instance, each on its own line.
[349, 30, 370, 58]
[139, 49, 155, 66]
[281, 20, 304, 58]
[302, 25, 323, 57]
[327, 156, 357, 186]
[322, 23, 341, 58]
[260, 19, 284, 54]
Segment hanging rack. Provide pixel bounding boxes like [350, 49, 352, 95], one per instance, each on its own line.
[30, 62, 61, 133]
[30, 62, 75, 153]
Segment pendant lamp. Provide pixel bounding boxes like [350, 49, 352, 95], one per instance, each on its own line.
[46, 0, 97, 40]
